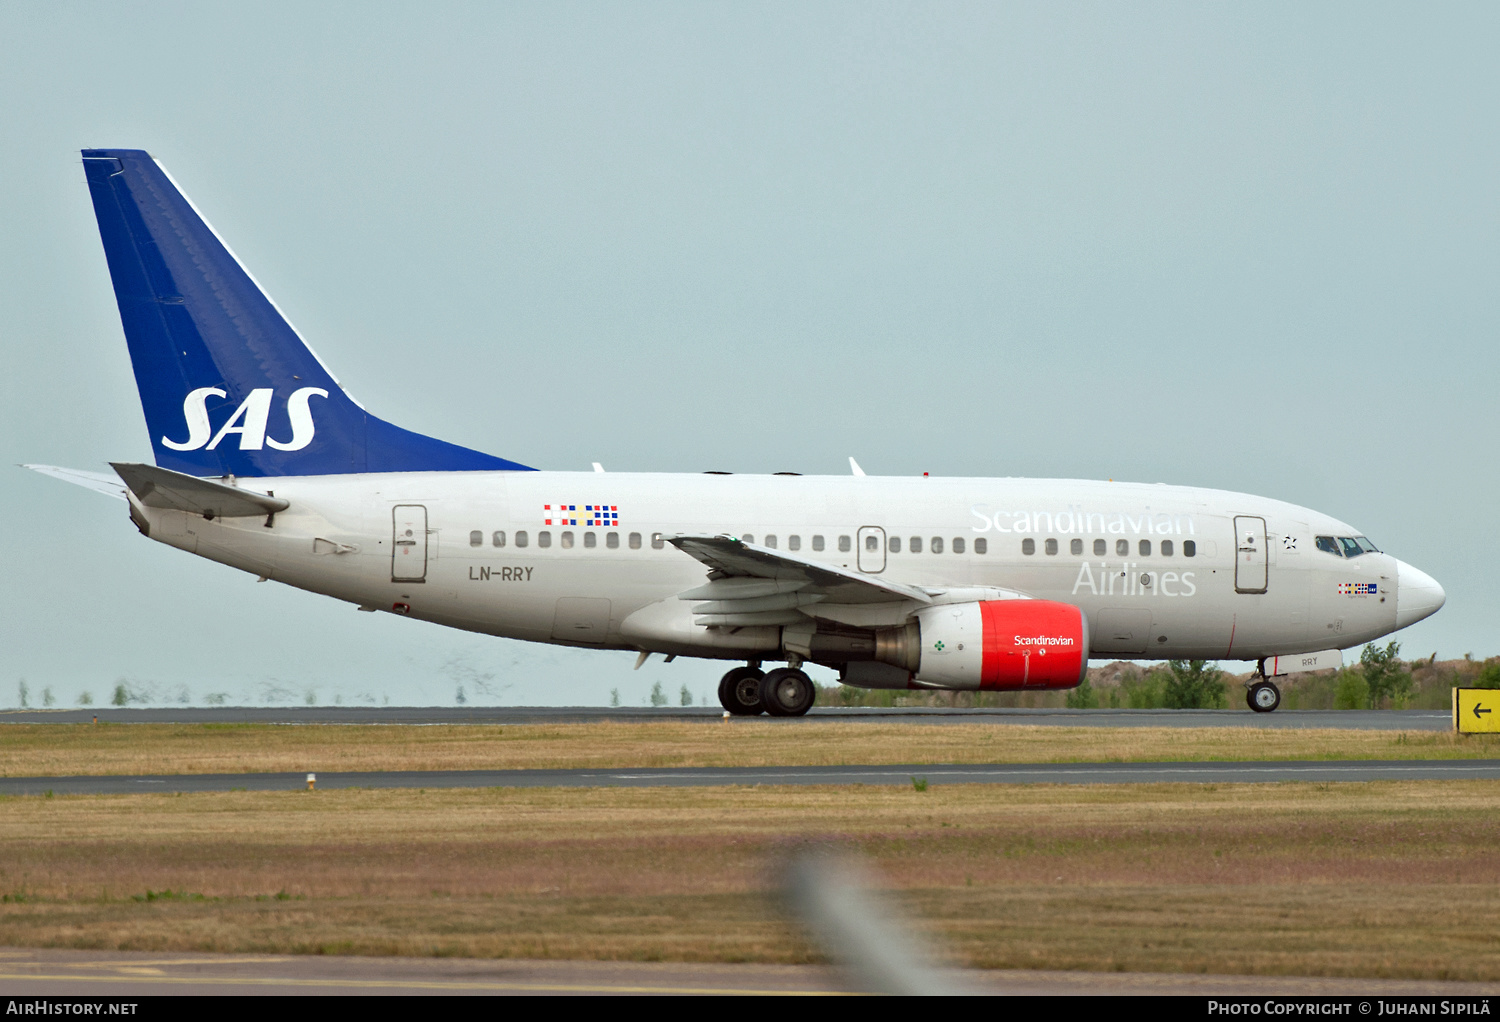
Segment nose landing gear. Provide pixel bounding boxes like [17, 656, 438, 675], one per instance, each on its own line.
[1247, 678, 1281, 713]
[1246, 657, 1282, 712]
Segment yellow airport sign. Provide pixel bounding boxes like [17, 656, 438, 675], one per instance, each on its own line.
[1453, 688, 1500, 733]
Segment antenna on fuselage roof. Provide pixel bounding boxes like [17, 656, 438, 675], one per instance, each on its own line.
[592, 462, 605, 473]
[848, 457, 866, 477]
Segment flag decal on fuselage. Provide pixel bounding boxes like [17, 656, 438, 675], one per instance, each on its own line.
[544, 504, 620, 527]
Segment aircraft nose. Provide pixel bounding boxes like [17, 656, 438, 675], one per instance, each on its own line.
[1395, 560, 1446, 629]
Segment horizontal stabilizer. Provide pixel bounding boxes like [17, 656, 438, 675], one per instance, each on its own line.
[22, 464, 127, 501]
[110, 462, 289, 518]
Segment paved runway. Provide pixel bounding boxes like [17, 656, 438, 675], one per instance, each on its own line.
[1, 949, 1496, 996]
[0, 706, 1455, 729]
[3, 758, 1496, 796]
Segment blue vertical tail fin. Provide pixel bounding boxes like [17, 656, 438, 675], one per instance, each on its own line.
[81, 148, 532, 477]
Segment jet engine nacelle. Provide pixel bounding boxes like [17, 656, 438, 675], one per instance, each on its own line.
[907, 600, 1089, 690]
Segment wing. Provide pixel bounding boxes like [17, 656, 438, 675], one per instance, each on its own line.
[667, 533, 933, 626]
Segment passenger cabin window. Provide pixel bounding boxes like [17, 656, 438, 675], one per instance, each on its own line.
[606, 532, 619, 549]
[492, 531, 506, 548]
[1315, 536, 1341, 556]
[1022, 538, 1035, 555]
[1116, 539, 1128, 556]
[651, 532, 664, 550]
[909, 536, 922, 554]
[974, 537, 987, 555]
[812, 535, 825, 552]
[1094, 539, 1106, 556]
[1183, 540, 1196, 557]
[539, 531, 552, 548]
[889, 536, 902, 553]
[931, 537, 944, 554]
[629, 532, 641, 550]
[1161, 539, 1173, 556]
[584, 532, 597, 548]
[1139, 540, 1151, 556]
[469, 530, 482, 547]
[742, 534, 755, 545]
[515, 531, 529, 548]
[1071, 539, 1083, 556]
[865, 534, 879, 551]
[1045, 538, 1058, 555]
[560, 531, 574, 549]
[953, 537, 965, 554]
[765, 535, 778, 549]
[788, 535, 801, 551]
[839, 535, 852, 553]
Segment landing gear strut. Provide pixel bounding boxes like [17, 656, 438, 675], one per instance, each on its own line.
[718, 666, 766, 715]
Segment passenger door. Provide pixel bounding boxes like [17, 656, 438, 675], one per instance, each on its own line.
[1234, 515, 1268, 594]
[857, 526, 886, 573]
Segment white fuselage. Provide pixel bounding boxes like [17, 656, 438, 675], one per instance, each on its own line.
[132, 470, 1439, 670]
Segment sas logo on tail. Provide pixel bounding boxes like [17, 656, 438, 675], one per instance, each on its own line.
[162, 387, 328, 452]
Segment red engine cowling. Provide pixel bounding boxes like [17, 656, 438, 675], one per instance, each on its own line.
[911, 600, 1088, 690]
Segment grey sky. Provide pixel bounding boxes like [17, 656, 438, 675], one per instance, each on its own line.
[3, 3, 1493, 707]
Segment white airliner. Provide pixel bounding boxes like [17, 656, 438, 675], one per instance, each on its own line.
[28, 149, 1446, 715]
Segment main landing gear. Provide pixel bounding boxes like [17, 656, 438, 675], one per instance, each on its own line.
[717, 663, 817, 717]
[718, 666, 765, 715]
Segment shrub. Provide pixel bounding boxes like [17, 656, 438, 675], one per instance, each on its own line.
[1474, 659, 1500, 689]
[1360, 641, 1412, 708]
[1121, 670, 1167, 708]
[1065, 675, 1099, 709]
[1333, 669, 1370, 710]
[649, 681, 667, 707]
[679, 685, 693, 707]
[1162, 660, 1227, 709]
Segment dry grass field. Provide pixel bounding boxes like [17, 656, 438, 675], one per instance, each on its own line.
[3, 780, 1500, 979]
[1, 721, 1496, 777]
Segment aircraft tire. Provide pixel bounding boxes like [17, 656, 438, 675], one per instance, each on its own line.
[719, 667, 766, 715]
[1247, 681, 1281, 713]
[761, 668, 816, 717]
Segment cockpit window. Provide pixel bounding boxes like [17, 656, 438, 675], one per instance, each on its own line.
[1339, 536, 1365, 558]
[1315, 536, 1342, 556]
[1355, 536, 1379, 553]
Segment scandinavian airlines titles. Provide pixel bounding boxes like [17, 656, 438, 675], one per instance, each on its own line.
[970, 504, 1198, 535]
